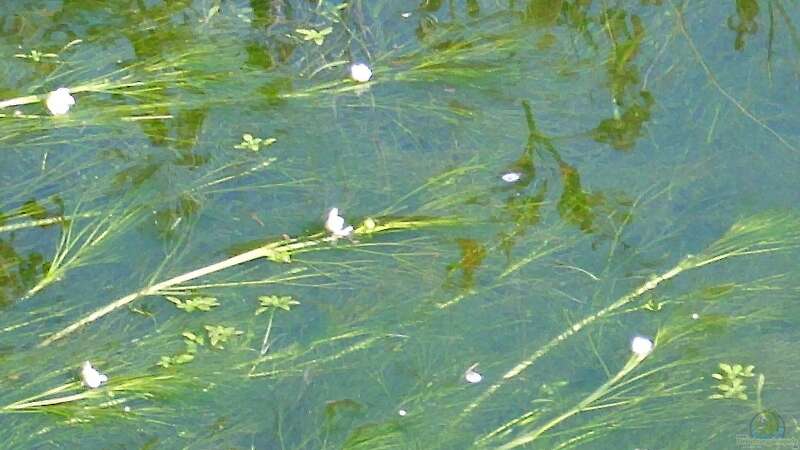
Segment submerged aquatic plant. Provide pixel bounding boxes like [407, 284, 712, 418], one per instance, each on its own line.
[20, 200, 144, 300]
[234, 133, 276, 152]
[710, 362, 755, 400]
[296, 27, 333, 46]
[456, 211, 800, 447]
[1, 1, 799, 448]
[166, 295, 220, 312]
[37, 213, 459, 346]
[256, 295, 299, 314]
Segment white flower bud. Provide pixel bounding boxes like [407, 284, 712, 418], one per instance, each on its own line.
[350, 63, 372, 83]
[630, 336, 654, 357]
[501, 172, 522, 183]
[80, 361, 108, 389]
[464, 363, 482, 384]
[45, 87, 75, 115]
[325, 208, 353, 238]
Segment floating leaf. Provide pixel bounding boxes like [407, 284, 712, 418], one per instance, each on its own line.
[296, 27, 333, 45]
[157, 353, 195, 368]
[234, 133, 275, 152]
[710, 362, 756, 401]
[166, 296, 219, 312]
[257, 295, 299, 314]
[204, 325, 242, 349]
[182, 331, 205, 346]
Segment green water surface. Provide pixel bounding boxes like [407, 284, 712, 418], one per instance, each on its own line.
[1, 1, 799, 449]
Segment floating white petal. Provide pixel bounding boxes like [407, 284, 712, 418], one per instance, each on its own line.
[464, 364, 482, 384]
[350, 63, 372, 83]
[630, 336, 654, 357]
[325, 208, 353, 238]
[45, 87, 75, 116]
[501, 172, 522, 183]
[80, 361, 108, 389]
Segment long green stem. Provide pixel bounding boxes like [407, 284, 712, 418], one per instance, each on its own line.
[458, 211, 800, 427]
[458, 256, 690, 420]
[497, 354, 646, 449]
[39, 216, 457, 347]
[0, 212, 100, 234]
[4, 392, 90, 410]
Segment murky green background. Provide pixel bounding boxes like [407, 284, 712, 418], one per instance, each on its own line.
[1, 1, 799, 448]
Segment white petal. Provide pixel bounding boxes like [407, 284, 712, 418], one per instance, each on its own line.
[630, 336, 654, 357]
[501, 172, 522, 183]
[326, 208, 354, 237]
[350, 63, 372, 83]
[81, 361, 108, 389]
[325, 208, 345, 233]
[46, 88, 75, 116]
[465, 369, 482, 384]
[464, 364, 482, 383]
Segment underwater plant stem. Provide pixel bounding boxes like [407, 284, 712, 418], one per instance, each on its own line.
[672, 1, 798, 153]
[0, 95, 40, 109]
[5, 382, 74, 407]
[461, 212, 800, 429]
[459, 259, 686, 420]
[39, 216, 457, 347]
[38, 244, 276, 347]
[4, 392, 90, 410]
[250, 310, 275, 375]
[497, 355, 645, 449]
[23, 271, 64, 300]
[0, 212, 100, 234]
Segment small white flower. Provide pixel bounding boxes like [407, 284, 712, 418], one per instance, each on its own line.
[501, 172, 522, 183]
[398, 409, 407, 416]
[464, 363, 482, 384]
[45, 87, 75, 116]
[325, 208, 353, 238]
[80, 361, 108, 389]
[350, 63, 372, 83]
[630, 336, 654, 357]
[691, 313, 700, 320]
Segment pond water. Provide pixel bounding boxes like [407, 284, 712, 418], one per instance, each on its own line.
[1, 1, 799, 449]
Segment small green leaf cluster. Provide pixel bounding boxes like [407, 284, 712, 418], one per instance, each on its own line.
[234, 133, 276, 152]
[166, 295, 219, 312]
[157, 326, 241, 367]
[157, 331, 204, 368]
[295, 27, 333, 45]
[256, 295, 299, 315]
[204, 325, 243, 349]
[710, 363, 755, 400]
